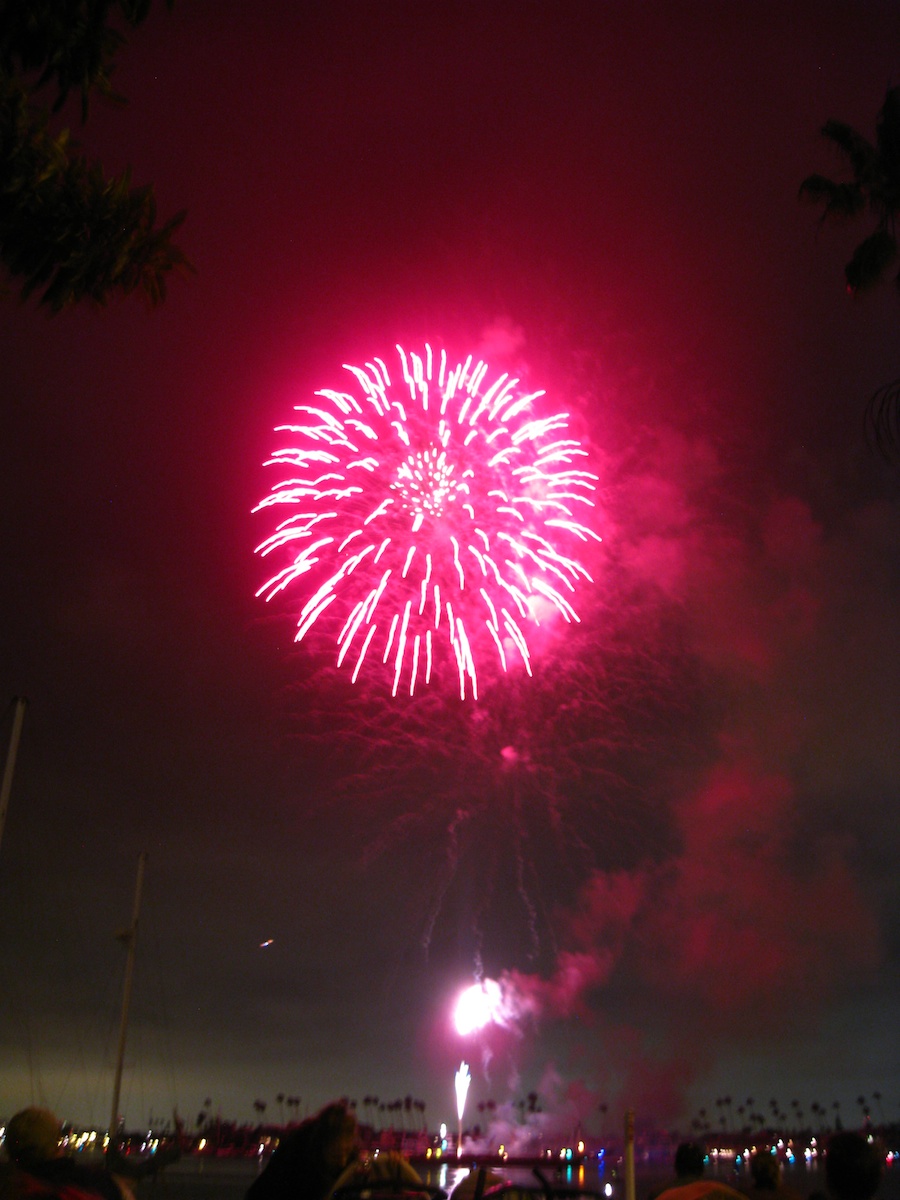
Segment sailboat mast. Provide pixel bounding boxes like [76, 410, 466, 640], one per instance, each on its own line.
[0, 696, 27, 858]
[110, 850, 148, 1138]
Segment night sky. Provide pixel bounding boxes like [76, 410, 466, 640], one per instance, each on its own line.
[1, 1, 899, 1140]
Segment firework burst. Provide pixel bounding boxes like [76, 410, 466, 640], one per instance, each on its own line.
[255, 344, 601, 698]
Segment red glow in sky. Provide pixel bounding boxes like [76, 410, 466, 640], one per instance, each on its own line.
[0, 0, 898, 1135]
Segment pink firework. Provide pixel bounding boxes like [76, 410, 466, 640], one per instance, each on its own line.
[255, 344, 600, 699]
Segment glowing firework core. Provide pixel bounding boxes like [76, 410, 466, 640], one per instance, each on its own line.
[255, 344, 600, 698]
[393, 445, 462, 529]
[454, 979, 503, 1035]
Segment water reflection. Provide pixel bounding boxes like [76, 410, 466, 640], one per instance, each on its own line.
[416, 1157, 898, 1200]
[419, 1160, 616, 1197]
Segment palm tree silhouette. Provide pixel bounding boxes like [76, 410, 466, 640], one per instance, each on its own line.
[801, 87, 900, 293]
[800, 85, 900, 453]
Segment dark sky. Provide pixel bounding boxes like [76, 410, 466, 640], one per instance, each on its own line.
[1, 0, 899, 1140]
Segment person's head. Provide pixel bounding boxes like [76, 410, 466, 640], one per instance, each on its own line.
[825, 1133, 883, 1200]
[313, 1102, 358, 1175]
[674, 1143, 706, 1180]
[750, 1152, 781, 1190]
[4, 1108, 61, 1168]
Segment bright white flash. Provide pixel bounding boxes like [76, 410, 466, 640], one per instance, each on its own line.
[454, 978, 504, 1034]
[455, 1061, 471, 1122]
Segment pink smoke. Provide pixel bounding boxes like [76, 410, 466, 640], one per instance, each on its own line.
[466, 413, 888, 1123]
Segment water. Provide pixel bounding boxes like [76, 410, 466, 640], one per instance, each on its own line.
[129, 1157, 900, 1200]
[131, 1155, 258, 1197]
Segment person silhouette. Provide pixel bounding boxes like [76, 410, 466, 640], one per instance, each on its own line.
[245, 1101, 359, 1200]
[1, 1107, 133, 1200]
[823, 1133, 883, 1200]
[648, 1143, 709, 1200]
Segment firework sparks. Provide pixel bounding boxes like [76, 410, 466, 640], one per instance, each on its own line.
[255, 345, 600, 699]
[455, 1060, 471, 1154]
[455, 1060, 471, 1121]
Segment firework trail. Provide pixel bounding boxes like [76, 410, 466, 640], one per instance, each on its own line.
[288, 574, 705, 972]
[455, 1061, 471, 1121]
[255, 345, 601, 698]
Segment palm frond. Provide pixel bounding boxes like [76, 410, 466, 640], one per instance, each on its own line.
[798, 174, 865, 218]
[844, 228, 898, 294]
[821, 119, 878, 181]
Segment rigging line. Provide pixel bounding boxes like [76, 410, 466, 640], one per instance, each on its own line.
[112, 854, 191, 1131]
[55, 878, 146, 1129]
[53, 950, 123, 1127]
[137, 895, 182, 1116]
[141, 900, 179, 1127]
[0, 949, 42, 1107]
[110, 852, 146, 1135]
[2, 797, 131, 1123]
[36, 862, 123, 1123]
[0, 697, 27, 859]
[0, 705, 45, 1111]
